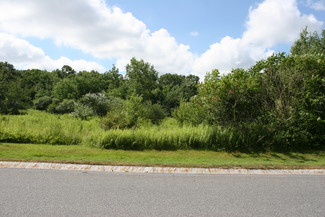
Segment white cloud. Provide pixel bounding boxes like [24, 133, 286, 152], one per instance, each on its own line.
[243, 0, 322, 47]
[306, 0, 325, 10]
[0, 0, 147, 58]
[0, 0, 323, 79]
[0, 33, 105, 72]
[192, 0, 323, 77]
[192, 37, 273, 76]
[0, 0, 194, 75]
[116, 29, 195, 74]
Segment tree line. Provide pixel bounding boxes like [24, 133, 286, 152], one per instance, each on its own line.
[0, 57, 199, 117]
[0, 28, 324, 151]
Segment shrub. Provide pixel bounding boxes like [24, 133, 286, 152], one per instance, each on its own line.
[71, 103, 94, 120]
[172, 100, 205, 126]
[54, 99, 76, 114]
[80, 93, 110, 116]
[143, 102, 167, 125]
[100, 111, 130, 130]
[33, 96, 52, 110]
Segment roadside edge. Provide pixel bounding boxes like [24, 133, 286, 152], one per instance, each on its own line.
[1, 161, 324, 175]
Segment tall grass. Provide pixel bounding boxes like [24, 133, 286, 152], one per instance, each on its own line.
[87, 123, 214, 150]
[0, 110, 99, 145]
[0, 110, 274, 151]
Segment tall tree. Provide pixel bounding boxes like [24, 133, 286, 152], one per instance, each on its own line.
[20, 69, 56, 101]
[197, 68, 266, 125]
[104, 65, 124, 90]
[0, 62, 28, 114]
[158, 73, 200, 112]
[125, 58, 158, 101]
[290, 28, 325, 55]
[75, 70, 107, 96]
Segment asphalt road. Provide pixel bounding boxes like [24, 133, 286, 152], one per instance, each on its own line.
[0, 168, 324, 217]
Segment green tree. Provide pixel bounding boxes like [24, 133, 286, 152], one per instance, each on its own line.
[52, 78, 79, 101]
[33, 96, 53, 110]
[52, 65, 76, 79]
[20, 69, 56, 103]
[172, 99, 205, 126]
[75, 70, 107, 97]
[255, 52, 325, 150]
[125, 58, 159, 102]
[0, 62, 28, 114]
[104, 65, 124, 90]
[196, 68, 266, 126]
[158, 73, 199, 112]
[291, 28, 325, 55]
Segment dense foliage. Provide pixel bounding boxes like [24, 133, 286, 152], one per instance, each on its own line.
[0, 29, 324, 152]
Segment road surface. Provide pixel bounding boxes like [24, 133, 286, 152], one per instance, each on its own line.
[0, 168, 324, 216]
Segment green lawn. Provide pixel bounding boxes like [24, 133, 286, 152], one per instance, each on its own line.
[1, 143, 324, 169]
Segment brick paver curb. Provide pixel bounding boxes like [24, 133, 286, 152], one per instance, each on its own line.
[1, 161, 324, 175]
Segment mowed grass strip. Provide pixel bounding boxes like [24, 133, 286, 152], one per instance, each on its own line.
[0, 143, 324, 169]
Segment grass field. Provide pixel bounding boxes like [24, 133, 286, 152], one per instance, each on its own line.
[1, 143, 324, 169]
[1, 110, 324, 169]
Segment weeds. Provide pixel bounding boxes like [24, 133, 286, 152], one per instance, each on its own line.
[0, 110, 317, 152]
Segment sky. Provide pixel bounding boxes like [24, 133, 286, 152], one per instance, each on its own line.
[0, 0, 324, 79]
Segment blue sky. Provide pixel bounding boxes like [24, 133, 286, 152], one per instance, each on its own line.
[108, 0, 253, 51]
[0, 0, 324, 79]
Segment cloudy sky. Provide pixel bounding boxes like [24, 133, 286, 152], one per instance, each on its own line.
[0, 0, 324, 79]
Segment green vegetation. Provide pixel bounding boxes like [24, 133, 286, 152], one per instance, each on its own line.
[0, 28, 324, 154]
[0, 110, 227, 151]
[1, 143, 324, 169]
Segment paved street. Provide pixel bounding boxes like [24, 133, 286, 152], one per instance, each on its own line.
[0, 168, 324, 217]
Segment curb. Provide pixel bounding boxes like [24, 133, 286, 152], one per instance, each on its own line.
[1, 161, 324, 175]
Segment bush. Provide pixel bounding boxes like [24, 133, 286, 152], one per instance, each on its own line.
[71, 103, 94, 120]
[143, 102, 167, 125]
[33, 96, 52, 110]
[172, 100, 205, 126]
[54, 99, 76, 114]
[80, 93, 110, 116]
[99, 95, 166, 130]
[100, 111, 130, 130]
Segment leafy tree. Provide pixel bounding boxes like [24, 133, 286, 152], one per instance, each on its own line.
[158, 73, 185, 110]
[104, 65, 124, 90]
[196, 68, 266, 126]
[291, 28, 325, 55]
[52, 78, 79, 101]
[20, 69, 56, 102]
[75, 70, 107, 96]
[255, 52, 325, 150]
[33, 96, 53, 110]
[182, 74, 200, 100]
[61, 65, 76, 75]
[52, 65, 76, 79]
[125, 58, 159, 102]
[0, 62, 28, 114]
[159, 73, 184, 87]
[158, 73, 199, 112]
